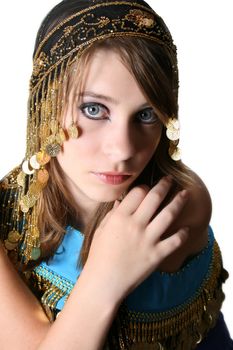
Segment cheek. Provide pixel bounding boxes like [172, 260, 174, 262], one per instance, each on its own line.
[57, 136, 97, 170]
[142, 129, 162, 158]
[56, 140, 78, 169]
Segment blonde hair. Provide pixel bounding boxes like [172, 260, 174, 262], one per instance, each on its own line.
[38, 37, 194, 267]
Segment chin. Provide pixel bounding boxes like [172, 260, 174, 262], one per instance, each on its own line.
[86, 187, 126, 203]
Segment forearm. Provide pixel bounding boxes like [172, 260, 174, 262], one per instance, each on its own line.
[0, 243, 50, 350]
[1, 243, 119, 350]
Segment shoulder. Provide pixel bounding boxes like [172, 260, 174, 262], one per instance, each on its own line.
[177, 170, 212, 254]
[181, 170, 212, 235]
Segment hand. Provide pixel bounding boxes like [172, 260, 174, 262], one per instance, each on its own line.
[83, 177, 189, 304]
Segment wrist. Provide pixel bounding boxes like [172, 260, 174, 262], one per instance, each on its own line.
[77, 263, 123, 312]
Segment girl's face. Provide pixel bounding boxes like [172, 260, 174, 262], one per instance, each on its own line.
[57, 50, 162, 209]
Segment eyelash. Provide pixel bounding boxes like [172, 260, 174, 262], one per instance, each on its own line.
[78, 102, 159, 125]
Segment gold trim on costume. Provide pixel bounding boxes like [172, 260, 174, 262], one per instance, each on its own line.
[34, 2, 161, 58]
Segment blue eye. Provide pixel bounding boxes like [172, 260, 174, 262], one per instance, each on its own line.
[79, 102, 108, 120]
[85, 105, 100, 116]
[137, 108, 159, 124]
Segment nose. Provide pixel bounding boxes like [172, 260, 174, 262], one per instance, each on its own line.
[102, 120, 137, 162]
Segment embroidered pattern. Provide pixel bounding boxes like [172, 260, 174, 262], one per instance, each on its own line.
[31, 1, 176, 91]
[125, 9, 155, 28]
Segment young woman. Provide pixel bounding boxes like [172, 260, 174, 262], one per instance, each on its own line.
[0, 0, 232, 349]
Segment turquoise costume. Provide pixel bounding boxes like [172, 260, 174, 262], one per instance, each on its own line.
[27, 225, 229, 349]
[0, 0, 232, 347]
[32, 226, 219, 312]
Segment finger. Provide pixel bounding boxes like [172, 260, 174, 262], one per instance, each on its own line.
[134, 176, 173, 225]
[147, 190, 189, 240]
[153, 227, 189, 263]
[113, 199, 121, 209]
[118, 185, 149, 215]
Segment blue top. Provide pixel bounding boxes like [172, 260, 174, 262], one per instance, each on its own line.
[34, 225, 215, 313]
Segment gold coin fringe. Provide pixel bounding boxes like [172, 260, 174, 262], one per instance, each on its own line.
[0, 58, 73, 264]
[18, 53, 82, 263]
[166, 117, 181, 161]
[0, 58, 70, 264]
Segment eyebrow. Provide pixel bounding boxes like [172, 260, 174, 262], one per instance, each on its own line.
[78, 91, 118, 104]
[77, 91, 150, 109]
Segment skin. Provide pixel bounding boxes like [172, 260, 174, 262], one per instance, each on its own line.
[57, 49, 211, 270]
[0, 49, 212, 349]
[57, 50, 163, 226]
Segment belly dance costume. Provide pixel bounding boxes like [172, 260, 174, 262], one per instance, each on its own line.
[26, 226, 233, 349]
[0, 0, 233, 348]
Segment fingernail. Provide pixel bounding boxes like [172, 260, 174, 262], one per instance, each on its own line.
[140, 184, 150, 191]
[180, 227, 190, 240]
[164, 175, 173, 183]
[180, 189, 188, 199]
[113, 200, 121, 208]
[182, 226, 190, 233]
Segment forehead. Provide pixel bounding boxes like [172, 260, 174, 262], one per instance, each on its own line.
[77, 49, 148, 104]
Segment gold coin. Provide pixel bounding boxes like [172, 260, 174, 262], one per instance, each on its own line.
[37, 169, 49, 184]
[168, 118, 180, 130]
[17, 171, 26, 187]
[166, 118, 179, 129]
[29, 182, 42, 197]
[36, 151, 51, 166]
[22, 160, 35, 175]
[20, 200, 29, 213]
[169, 146, 181, 161]
[4, 239, 18, 251]
[45, 143, 61, 157]
[30, 154, 41, 170]
[166, 128, 180, 141]
[8, 230, 21, 243]
[20, 205, 29, 213]
[21, 194, 36, 208]
[31, 247, 41, 260]
[68, 125, 79, 139]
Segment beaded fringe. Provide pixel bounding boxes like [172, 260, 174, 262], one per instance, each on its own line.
[19, 238, 228, 350]
[105, 241, 227, 349]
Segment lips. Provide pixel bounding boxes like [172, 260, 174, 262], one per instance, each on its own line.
[92, 172, 132, 185]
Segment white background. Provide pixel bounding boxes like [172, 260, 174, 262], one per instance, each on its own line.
[0, 0, 232, 333]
